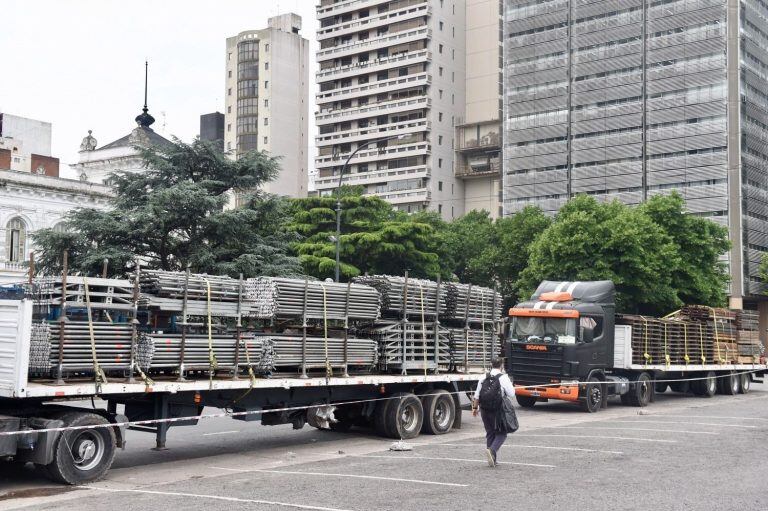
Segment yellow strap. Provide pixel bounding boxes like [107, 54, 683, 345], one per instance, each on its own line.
[699, 323, 706, 364]
[663, 322, 670, 368]
[711, 306, 725, 364]
[683, 323, 690, 365]
[320, 283, 332, 378]
[83, 275, 108, 386]
[641, 316, 651, 366]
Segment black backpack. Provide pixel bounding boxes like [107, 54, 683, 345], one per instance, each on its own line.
[478, 373, 503, 410]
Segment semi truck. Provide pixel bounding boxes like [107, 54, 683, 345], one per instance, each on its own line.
[0, 272, 494, 485]
[506, 280, 768, 413]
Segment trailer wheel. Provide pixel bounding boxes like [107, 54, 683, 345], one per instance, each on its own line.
[670, 380, 690, 393]
[580, 377, 603, 413]
[739, 373, 751, 394]
[421, 389, 455, 435]
[374, 398, 394, 437]
[383, 392, 423, 439]
[45, 412, 116, 485]
[627, 373, 652, 407]
[717, 371, 739, 395]
[516, 395, 537, 408]
[692, 372, 716, 397]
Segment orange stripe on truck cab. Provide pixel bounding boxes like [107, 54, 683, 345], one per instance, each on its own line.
[539, 291, 573, 302]
[515, 384, 580, 402]
[509, 308, 579, 318]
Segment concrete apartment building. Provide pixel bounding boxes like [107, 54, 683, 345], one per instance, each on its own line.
[455, 0, 503, 217]
[502, 0, 768, 308]
[0, 113, 59, 177]
[225, 13, 310, 199]
[200, 112, 225, 151]
[314, 0, 467, 219]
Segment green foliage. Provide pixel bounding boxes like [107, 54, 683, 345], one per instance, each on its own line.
[517, 194, 729, 314]
[33, 138, 302, 278]
[289, 190, 447, 280]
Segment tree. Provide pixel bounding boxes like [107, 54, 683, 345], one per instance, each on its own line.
[33, 138, 303, 278]
[288, 191, 447, 280]
[639, 193, 729, 308]
[442, 210, 496, 284]
[517, 196, 681, 314]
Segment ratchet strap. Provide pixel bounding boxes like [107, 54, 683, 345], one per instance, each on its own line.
[83, 276, 108, 389]
[683, 323, 690, 365]
[641, 316, 651, 366]
[663, 321, 670, 368]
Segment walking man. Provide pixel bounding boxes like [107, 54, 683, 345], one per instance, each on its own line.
[472, 357, 515, 467]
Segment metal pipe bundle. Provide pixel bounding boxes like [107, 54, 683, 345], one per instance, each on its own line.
[449, 327, 498, 370]
[137, 270, 241, 302]
[262, 334, 378, 372]
[360, 320, 451, 372]
[352, 275, 451, 317]
[32, 276, 135, 311]
[246, 278, 381, 321]
[444, 283, 502, 324]
[146, 334, 274, 374]
[30, 321, 153, 376]
[138, 295, 252, 318]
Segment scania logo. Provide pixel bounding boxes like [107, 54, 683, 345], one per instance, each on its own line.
[525, 344, 548, 351]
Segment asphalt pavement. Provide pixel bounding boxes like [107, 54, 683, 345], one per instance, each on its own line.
[1, 386, 767, 511]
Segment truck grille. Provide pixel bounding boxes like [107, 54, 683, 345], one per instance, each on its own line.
[508, 344, 564, 385]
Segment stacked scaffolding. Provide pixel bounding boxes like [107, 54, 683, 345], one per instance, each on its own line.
[736, 310, 764, 362]
[33, 276, 134, 311]
[359, 320, 451, 373]
[444, 283, 502, 372]
[352, 275, 451, 317]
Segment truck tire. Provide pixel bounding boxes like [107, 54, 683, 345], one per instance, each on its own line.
[580, 377, 603, 413]
[384, 392, 423, 439]
[692, 372, 717, 397]
[627, 373, 652, 407]
[717, 371, 739, 395]
[421, 389, 455, 435]
[670, 380, 690, 393]
[739, 373, 751, 394]
[45, 411, 116, 485]
[374, 398, 394, 437]
[516, 395, 537, 408]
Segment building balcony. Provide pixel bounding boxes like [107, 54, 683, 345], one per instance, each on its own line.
[455, 158, 501, 179]
[317, 27, 431, 62]
[316, 96, 430, 126]
[317, 72, 430, 105]
[314, 163, 429, 189]
[318, 0, 384, 18]
[315, 141, 431, 169]
[316, 119, 430, 147]
[318, 3, 430, 39]
[456, 131, 501, 152]
[374, 187, 430, 205]
[317, 49, 431, 83]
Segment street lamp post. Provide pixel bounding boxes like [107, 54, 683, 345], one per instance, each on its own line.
[334, 134, 408, 282]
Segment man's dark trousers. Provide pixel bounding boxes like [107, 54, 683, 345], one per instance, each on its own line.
[480, 407, 507, 456]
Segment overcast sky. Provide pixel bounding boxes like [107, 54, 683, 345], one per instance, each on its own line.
[0, 0, 319, 179]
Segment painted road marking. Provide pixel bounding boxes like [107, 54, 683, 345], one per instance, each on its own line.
[202, 430, 240, 436]
[608, 420, 758, 429]
[355, 454, 556, 468]
[86, 486, 357, 511]
[657, 414, 768, 422]
[556, 426, 717, 435]
[515, 434, 677, 443]
[209, 466, 469, 487]
[439, 443, 623, 455]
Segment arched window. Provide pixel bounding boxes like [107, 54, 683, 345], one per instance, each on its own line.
[6, 217, 27, 263]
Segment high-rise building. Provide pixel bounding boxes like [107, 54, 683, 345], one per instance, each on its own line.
[200, 112, 225, 151]
[314, 0, 466, 219]
[454, 0, 503, 217]
[225, 13, 310, 199]
[0, 113, 59, 176]
[502, 0, 768, 307]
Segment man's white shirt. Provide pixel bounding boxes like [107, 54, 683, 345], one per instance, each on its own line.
[473, 368, 515, 400]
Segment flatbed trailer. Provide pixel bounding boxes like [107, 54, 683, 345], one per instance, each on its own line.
[0, 299, 481, 484]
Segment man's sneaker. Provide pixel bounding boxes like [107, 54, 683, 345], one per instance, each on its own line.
[485, 448, 496, 467]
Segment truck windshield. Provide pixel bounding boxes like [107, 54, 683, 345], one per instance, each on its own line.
[510, 317, 577, 344]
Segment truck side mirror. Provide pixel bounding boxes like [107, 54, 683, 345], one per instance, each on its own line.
[582, 327, 594, 343]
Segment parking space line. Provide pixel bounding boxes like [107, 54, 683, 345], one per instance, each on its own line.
[515, 434, 677, 443]
[556, 426, 718, 435]
[202, 430, 240, 436]
[607, 420, 758, 429]
[209, 466, 469, 487]
[439, 443, 623, 455]
[86, 486, 357, 511]
[354, 454, 556, 468]
[657, 415, 768, 422]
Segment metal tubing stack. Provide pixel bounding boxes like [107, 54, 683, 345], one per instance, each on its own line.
[449, 327, 496, 370]
[137, 270, 241, 302]
[360, 320, 451, 372]
[264, 334, 378, 373]
[246, 277, 380, 321]
[145, 333, 274, 374]
[33, 276, 134, 311]
[445, 283, 503, 323]
[352, 275, 450, 317]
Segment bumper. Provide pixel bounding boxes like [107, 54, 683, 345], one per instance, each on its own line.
[515, 384, 580, 402]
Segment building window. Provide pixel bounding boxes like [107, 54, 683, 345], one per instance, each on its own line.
[264, 118, 269, 126]
[227, 106, 231, 113]
[439, 21, 444, 31]
[228, 52, 232, 61]
[439, 66, 443, 77]
[438, 158, 443, 168]
[227, 141, 232, 150]
[265, 62, 269, 70]
[452, 71, 455, 82]
[264, 80, 269, 89]
[6, 217, 26, 263]
[228, 88, 232, 96]
[438, 135, 443, 145]
[438, 181, 443, 191]
[227, 123, 231, 132]
[438, 204, 443, 213]
[438, 112, 443, 122]
[264, 99, 269, 107]
[439, 89, 443, 99]
[264, 136, 268, 144]
[228, 70, 232, 78]
[439, 44, 444, 53]
[265, 43, 269, 52]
